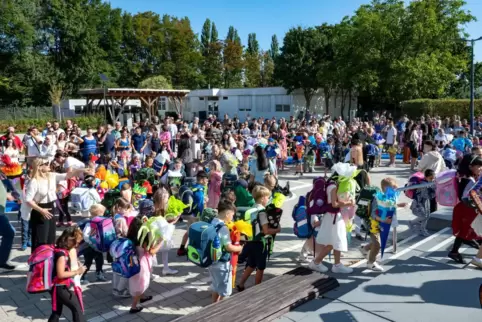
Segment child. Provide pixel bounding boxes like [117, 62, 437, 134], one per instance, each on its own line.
[126, 217, 161, 314]
[308, 174, 355, 274]
[49, 227, 86, 322]
[129, 154, 142, 181]
[207, 160, 222, 209]
[299, 214, 321, 262]
[294, 142, 304, 176]
[209, 201, 244, 302]
[112, 198, 134, 297]
[361, 178, 407, 271]
[442, 144, 456, 169]
[409, 169, 436, 236]
[120, 183, 132, 204]
[153, 188, 178, 276]
[80, 204, 107, 284]
[236, 185, 280, 291]
[177, 171, 209, 256]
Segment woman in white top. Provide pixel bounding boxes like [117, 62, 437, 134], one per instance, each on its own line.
[417, 140, 446, 175]
[4, 138, 19, 163]
[26, 157, 91, 251]
[56, 132, 68, 151]
[434, 128, 449, 149]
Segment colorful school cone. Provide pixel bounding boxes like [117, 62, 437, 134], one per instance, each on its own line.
[375, 189, 398, 258]
[230, 227, 241, 288]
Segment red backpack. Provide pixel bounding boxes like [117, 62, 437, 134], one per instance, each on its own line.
[306, 177, 339, 215]
[405, 172, 424, 199]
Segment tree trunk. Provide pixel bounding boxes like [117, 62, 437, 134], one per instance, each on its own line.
[348, 90, 353, 121]
[304, 89, 313, 113]
[324, 88, 331, 115]
[340, 88, 345, 120]
[333, 89, 339, 116]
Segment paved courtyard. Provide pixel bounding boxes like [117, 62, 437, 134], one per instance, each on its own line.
[0, 162, 477, 322]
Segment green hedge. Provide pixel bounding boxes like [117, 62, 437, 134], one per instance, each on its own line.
[400, 99, 482, 119]
[0, 115, 104, 133]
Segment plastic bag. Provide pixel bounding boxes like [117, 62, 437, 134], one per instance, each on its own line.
[105, 171, 119, 189]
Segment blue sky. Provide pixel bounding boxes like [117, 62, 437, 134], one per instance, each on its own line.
[107, 0, 482, 61]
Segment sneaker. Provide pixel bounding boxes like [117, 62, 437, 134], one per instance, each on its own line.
[297, 254, 310, 263]
[120, 289, 131, 298]
[359, 245, 369, 257]
[448, 252, 465, 264]
[308, 260, 328, 273]
[367, 262, 384, 272]
[162, 268, 178, 276]
[0, 263, 16, 270]
[331, 264, 353, 274]
[80, 277, 89, 285]
[27, 241, 31, 247]
[177, 247, 187, 256]
[420, 230, 430, 237]
[96, 272, 107, 281]
[20, 243, 27, 251]
[151, 274, 161, 281]
[470, 257, 482, 269]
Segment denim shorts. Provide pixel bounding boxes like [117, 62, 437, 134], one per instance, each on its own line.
[208, 261, 232, 297]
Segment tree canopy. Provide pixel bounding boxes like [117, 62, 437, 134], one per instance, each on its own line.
[0, 0, 477, 110]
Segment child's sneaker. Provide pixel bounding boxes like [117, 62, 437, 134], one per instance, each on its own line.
[298, 252, 309, 263]
[80, 276, 89, 285]
[308, 260, 328, 273]
[470, 257, 482, 269]
[120, 289, 131, 298]
[420, 229, 430, 237]
[96, 272, 107, 281]
[177, 247, 187, 256]
[331, 263, 353, 274]
[20, 243, 28, 251]
[162, 268, 179, 276]
[367, 262, 384, 272]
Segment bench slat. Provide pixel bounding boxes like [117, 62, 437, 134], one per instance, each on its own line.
[173, 267, 339, 322]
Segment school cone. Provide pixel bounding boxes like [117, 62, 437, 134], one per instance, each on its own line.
[230, 227, 241, 288]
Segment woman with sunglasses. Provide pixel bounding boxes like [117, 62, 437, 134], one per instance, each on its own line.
[25, 158, 92, 252]
[4, 137, 19, 163]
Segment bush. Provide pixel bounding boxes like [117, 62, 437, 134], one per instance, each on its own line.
[400, 99, 482, 119]
[0, 115, 105, 133]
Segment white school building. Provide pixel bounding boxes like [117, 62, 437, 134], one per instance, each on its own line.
[183, 87, 358, 122]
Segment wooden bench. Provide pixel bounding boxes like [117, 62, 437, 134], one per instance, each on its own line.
[173, 266, 339, 322]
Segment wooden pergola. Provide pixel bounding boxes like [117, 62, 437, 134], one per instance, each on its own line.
[78, 88, 190, 124]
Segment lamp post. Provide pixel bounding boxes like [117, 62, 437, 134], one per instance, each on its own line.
[462, 37, 482, 135]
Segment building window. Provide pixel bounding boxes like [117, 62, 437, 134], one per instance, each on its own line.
[208, 96, 219, 101]
[275, 104, 290, 112]
[158, 97, 167, 111]
[223, 97, 228, 100]
[199, 97, 204, 101]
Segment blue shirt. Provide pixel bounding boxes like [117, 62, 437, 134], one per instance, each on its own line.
[131, 134, 146, 153]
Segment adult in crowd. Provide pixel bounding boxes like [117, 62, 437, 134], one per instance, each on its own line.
[0, 174, 19, 270]
[115, 129, 131, 155]
[4, 137, 20, 163]
[24, 126, 43, 166]
[131, 127, 147, 157]
[417, 140, 445, 174]
[26, 158, 91, 251]
[385, 118, 397, 167]
[56, 132, 68, 152]
[81, 128, 98, 163]
[408, 123, 420, 171]
[249, 145, 274, 184]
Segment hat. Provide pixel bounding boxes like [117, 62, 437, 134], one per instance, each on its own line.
[268, 138, 274, 142]
[139, 199, 155, 217]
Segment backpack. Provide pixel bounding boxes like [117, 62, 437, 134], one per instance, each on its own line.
[187, 221, 230, 268]
[88, 216, 116, 252]
[113, 214, 135, 229]
[179, 185, 194, 215]
[306, 177, 339, 215]
[109, 238, 141, 278]
[365, 144, 377, 156]
[356, 186, 380, 230]
[191, 184, 205, 217]
[404, 172, 424, 199]
[26, 245, 57, 293]
[292, 195, 312, 238]
[70, 188, 99, 212]
[436, 170, 459, 207]
[221, 174, 237, 192]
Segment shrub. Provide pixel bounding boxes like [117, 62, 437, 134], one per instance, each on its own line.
[0, 115, 104, 132]
[400, 99, 482, 119]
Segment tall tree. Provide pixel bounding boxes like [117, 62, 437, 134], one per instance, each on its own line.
[200, 18, 211, 57]
[244, 33, 261, 87]
[275, 27, 324, 111]
[223, 26, 243, 88]
[247, 33, 259, 55]
[270, 35, 279, 61]
[260, 51, 275, 87]
[202, 21, 223, 88]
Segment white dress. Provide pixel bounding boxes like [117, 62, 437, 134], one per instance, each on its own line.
[316, 185, 348, 252]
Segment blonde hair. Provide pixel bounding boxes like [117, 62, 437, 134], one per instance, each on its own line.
[252, 185, 271, 201]
[153, 187, 170, 217]
[90, 204, 106, 217]
[264, 175, 277, 191]
[30, 157, 50, 180]
[381, 177, 398, 191]
[209, 160, 221, 172]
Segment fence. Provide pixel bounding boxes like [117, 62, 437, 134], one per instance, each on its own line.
[0, 106, 53, 120]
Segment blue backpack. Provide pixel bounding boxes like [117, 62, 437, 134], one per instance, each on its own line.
[109, 238, 141, 278]
[187, 221, 230, 268]
[292, 195, 313, 238]
[179, 185, 194, 216]
[191, 184, 205, 217]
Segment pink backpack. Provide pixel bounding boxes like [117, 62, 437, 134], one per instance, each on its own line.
[26, 245, 68, 293]
[88, 217, 117, 252]
[306, 177, 339, 215]
[436, 170, 459, 207]
[405, 172, 424, 199]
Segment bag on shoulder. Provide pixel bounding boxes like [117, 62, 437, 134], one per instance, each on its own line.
[306, 177, 338, 215]
[26, 246, 69, 294]
[88, 216, 116, 252]
[292, 195, 312, 238]
[187, 221, 230, 268]
[110, 238, 140, 278]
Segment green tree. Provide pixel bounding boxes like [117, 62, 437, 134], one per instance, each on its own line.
[247, 33, 259, 55]
[200, 18, 211, 57]
[223, 26, 244, 88]
[138, 75, 173, 89]
[275, 27, 324, 111]
[244, 33, 261, 87]
[260, 51, 275, 87]
[270, 35, 279, 61]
